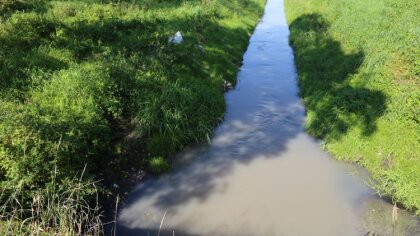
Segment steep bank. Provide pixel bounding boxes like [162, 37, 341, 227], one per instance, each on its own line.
[0, 0, 265, 234]
[285, 0, 419, 213]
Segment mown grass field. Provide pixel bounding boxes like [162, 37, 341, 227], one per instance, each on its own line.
[285, 0, 419, 214]
[0, 0, 265, 234]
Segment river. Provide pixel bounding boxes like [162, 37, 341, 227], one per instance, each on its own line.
[115, 0, 419, 235]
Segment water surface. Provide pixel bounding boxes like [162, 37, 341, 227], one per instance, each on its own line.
[116, 0, 419, 235]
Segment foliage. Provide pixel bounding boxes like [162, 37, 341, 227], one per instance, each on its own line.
[0, 0, 265, 233]
[285, 0, 419, 214]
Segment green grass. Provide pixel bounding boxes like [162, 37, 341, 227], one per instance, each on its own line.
[285, 0, 419, 214]
[0, 0, 266, 233]
[0, 168, 103, 236]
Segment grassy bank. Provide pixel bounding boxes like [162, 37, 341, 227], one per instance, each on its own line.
[285, 0, 419, 213]
[0, 0, 265, 234]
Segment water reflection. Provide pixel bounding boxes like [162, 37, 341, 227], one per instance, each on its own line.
[115, 0, 419, 235]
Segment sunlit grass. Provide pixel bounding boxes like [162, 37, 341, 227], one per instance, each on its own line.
[285, 0, 419, 214]
[0, 0, 266, 233]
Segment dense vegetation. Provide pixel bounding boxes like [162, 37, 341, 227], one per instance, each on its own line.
[285, 0, 419, 214]
[0, 0, 265, 234]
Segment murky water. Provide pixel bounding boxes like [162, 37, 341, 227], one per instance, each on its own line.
[115, 0, 419, 235]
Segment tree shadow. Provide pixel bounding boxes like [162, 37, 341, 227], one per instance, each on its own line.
[119, 0, 262, 14]
[110, 2, 313, 233]
[111, 10, 390, 236]
[0, 0, 48, 17]
[55, 12, 262, 161]
[112, 99, 307, 235]
[0, 1, 62, 96]
[288, 14, 387, 139]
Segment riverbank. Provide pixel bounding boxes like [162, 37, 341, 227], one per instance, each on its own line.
[285, 0, 419, 214]
[0, 0, 265, 234]
[115, 0, 419, 235]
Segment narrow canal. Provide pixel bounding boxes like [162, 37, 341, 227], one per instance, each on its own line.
[115, 0, 419, 235]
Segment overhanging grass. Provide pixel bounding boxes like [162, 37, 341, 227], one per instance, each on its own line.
[0, 0, 266, 232]
[285, 0, 419, 214]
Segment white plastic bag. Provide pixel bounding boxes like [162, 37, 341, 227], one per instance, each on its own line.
[169, 31, 183, 44]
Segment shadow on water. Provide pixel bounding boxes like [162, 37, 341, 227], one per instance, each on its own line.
[112, 2, 419, 236]
[113, 10, 311, 232]
[288, 14, 387, 139]
[114, 88, 308, 234]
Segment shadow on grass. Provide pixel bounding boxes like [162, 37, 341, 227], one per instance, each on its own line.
[288, 14, 386, 139]
[110, 2, 311, 233]
[0, 1, 266, 233]
[0, 0, 48, 16]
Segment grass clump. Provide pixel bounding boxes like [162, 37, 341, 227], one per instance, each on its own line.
[0, 0, 266, 233]
[285, 0, 419, 213]
[149, 156, 171, 175]
[0, 168, 103, 236]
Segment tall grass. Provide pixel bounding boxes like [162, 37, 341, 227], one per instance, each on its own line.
[285, 0, 419, 214]
[0, 168, 103, 236]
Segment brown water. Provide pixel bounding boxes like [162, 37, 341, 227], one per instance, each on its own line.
[115, 0, 420, 235]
